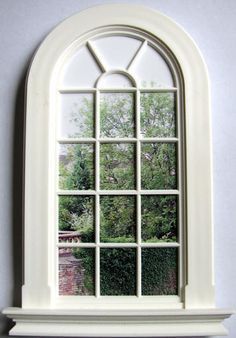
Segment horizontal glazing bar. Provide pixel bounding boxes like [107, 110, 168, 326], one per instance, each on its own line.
[140, 190, 179, 195]
[57, 242, 180, 248]
[140, 138, 178, 143]
[57, 189, 179, 196]
[97, 88, 137, 92]
[140, 88, 177, 92]
[58, 190, 97, 195]
[58, 137, 178, 144]
[58, 138, 96, 144]
[58, 88, 177, 93]
[59, 88, 97, 93]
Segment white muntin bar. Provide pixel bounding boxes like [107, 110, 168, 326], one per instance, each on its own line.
[57, 189, 179, 196]
[87, 41, 107, 73]
[135, 88, 142, 297]
[98, 88, 137, 93]
[95, 245, 100, 297]
[95, 88, 101, 297]
[57, 137, 178, 144]
[127, 40, 147, 71]
[57, 190, 96, 195]
[140, 137, 178, 143]
[99, 138, 137, 143]
[58, 138, 96, 144]
[58, 87, 178, 94]
[176, 86, 184, 295]
[59, 88, 97, 93]
[57, 242, 180, 248]
[139, 87, 177, 93]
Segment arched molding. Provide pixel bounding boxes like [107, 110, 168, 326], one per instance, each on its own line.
[3, 4, 233, 337]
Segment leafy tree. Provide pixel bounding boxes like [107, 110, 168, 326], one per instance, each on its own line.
[59, 92, 178, 295]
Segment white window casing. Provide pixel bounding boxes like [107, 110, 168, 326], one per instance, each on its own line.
[3, 4, 234, 337]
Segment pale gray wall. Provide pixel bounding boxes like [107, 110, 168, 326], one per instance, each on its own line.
[0, 0, 235, 337]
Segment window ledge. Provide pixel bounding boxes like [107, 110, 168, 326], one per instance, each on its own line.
[3, 307, 234, 336]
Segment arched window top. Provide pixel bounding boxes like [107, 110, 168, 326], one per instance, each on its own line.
[59, 32, 175, 89]
[4, 4, 233, 337]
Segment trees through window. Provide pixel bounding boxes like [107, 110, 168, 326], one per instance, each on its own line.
[57, 33, 183, 298]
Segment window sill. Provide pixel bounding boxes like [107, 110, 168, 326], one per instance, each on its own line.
[3, 307, 234, 336]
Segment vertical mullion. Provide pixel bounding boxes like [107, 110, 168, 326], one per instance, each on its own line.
[136, 89, 142, 297]
[95, 89, 100, 297]
[176, 88, 183, 296]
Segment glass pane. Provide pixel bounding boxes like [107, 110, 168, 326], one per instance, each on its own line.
[58, 196, 95, 243]
[100, 143, 135, 190]
[141, 93, 176, 137]
[59, 93, 94, 138]
[100, 248, 136, 295]
[141, 195, 177, 242]
[59, 247, 95, 295]
[131, 45, 174, 88]
[100, 93, 134, 138]
[141, 143, 177, 189]
[59, 144, 94, 190]
[92, 35, 142, 70]
[61, 45, 101, 87]
[99, 74, 133, 88]
[142, 248, 178, 295]
[100, 196, 136, 243]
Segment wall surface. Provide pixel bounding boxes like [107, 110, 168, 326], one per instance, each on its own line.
[0, 0, 235, 337]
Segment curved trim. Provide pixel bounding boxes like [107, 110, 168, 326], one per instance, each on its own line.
[22, 3, 214, 313]
[96, 70, 137, 88]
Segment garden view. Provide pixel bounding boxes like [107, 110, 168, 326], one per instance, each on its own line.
[59, 91, 178, 296]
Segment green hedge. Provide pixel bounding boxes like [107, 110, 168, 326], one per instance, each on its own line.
[74, 246, 178, 296]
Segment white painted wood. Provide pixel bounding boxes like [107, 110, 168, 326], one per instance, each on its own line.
[3, 3, 234, 336]
[3, 308, 234, 336]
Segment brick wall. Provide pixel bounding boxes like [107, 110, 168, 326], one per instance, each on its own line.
[59, 249, 85, 295]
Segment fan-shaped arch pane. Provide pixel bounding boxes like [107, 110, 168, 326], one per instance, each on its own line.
[61, 46, 101, 87]
[130, 44, 174, 88]
[92, 35, 142, 70]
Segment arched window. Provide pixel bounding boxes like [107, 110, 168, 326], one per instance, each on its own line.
[4, 4, 233, 337]
[57, 32, 183, 300]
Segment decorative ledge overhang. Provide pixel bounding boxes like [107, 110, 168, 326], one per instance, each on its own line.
[3, 307, 234, 336]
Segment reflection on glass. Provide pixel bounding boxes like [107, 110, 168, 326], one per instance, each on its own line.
[59, 247, 95, 295]
[59, 93, 94, 138]
[141, 143, 177, 189]
[141, 195, 177, 242]
[100, 143, 135, 190]
[99, 74, 133, 88]
[141, 93, 175, 137]
[59, 144, 94, 190]
[61, 45, 101, 88]
[142, 248, 178, 295]
[59, 196, 94, 243]
[92, 35, 142, 70]
[100, 196, 136, 243]
[130, 44, 174, 88]
[100, 93, 134, 138]
[100, 248, 136, 295]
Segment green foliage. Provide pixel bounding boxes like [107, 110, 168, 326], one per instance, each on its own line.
[100, 196, 136, 242]
[100, 93, 134, 137]
[100, 143, 135, 190]
[59, 144, 94, 190]
[140, 92, 175, 137]
[141, 195, 177, 242]
[59, 92, 178, 295]
[73, 248, 95, 294]
[100, 248, 136, 295]
[141, 143, 176, 189]
[59, 196, 94, 242]
[142, 248, 178, 295]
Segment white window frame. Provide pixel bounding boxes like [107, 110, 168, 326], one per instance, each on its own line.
[3, 4, 233, 336]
